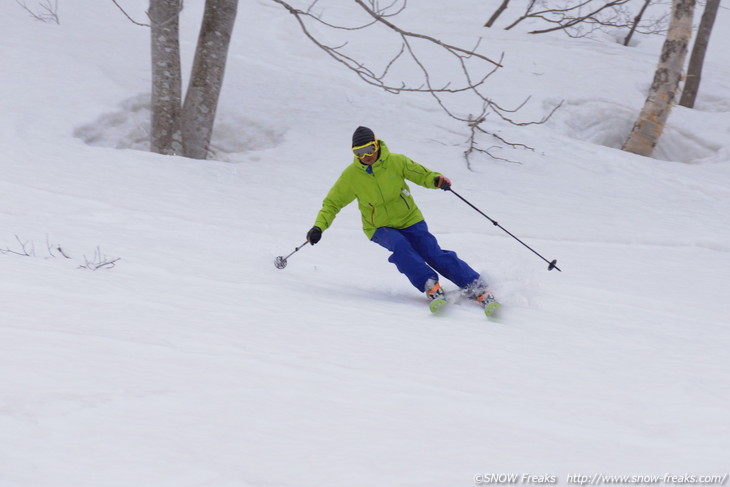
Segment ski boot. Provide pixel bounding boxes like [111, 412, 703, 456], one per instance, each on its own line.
[475, 289, 501, 317]
[463, 280, 501, 317]
[425, 279, 447, 313]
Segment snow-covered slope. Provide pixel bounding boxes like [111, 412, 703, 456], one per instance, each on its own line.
[2, 1, 729, 486]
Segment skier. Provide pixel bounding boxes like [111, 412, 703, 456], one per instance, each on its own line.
[306, 126, 500, 315]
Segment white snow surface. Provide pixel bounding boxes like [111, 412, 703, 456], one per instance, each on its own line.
[2, 1, 729, 486]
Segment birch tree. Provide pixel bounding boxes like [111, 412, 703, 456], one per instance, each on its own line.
[622, 0, 695, 157]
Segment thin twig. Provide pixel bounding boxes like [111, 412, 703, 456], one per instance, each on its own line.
[112, 0, 150, 27]
[269, 0, 561, 165]
[16, 0, 59, 24]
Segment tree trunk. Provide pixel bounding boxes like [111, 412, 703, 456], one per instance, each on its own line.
[679, 0, 720, 108]
[504, 0, 537, 30]
[485, 0, 510, 28]
[150, 0, 183, 155]
[623, 0, 652, 47]
[622, 0, 695, 158]
[180, 0, 239, 160]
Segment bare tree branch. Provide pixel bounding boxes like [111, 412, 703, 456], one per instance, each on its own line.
[503, 0, 667, 39]
[111, 0, 150, 27]
[0, 235, 36, 257]
[46, 234, 72, 259]
[353, 0, 502, 67]
[79, 247, 121, 270]
[271, 0, 502, 94]
[2, 235, 120, 270]
[270, 0, 561, 165]
[16, 0, 59, 24]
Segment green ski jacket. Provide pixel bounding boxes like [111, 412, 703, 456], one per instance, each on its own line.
[313, 140, 443, 239]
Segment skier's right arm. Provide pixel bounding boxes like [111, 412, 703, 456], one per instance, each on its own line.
[309, 174, 355, 243]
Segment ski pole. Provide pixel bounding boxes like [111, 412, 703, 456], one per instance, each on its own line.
[448, 188, 561, 272]
[274, 241, 309, 269]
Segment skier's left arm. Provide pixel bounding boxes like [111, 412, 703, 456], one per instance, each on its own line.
[401, 156, 451, 190]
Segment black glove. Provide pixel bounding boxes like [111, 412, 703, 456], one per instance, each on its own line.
[307, 226, 322, 245]
[435, 176, 451, 191]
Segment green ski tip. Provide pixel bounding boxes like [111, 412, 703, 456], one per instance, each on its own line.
[484, 301, 501, 317]
[429, 298, 447, 313]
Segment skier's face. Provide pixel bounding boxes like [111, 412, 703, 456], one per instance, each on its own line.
[359, 151, 379, 165]
[353, 140, 379, 165]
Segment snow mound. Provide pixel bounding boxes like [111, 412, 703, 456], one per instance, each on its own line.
[74, 94, 286, 159]
[73, 94, 151, 151]
[548, 98, 723, 163]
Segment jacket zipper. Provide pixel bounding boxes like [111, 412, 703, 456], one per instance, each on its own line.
[400, 194, 411, 209]
[370, 171, 389, 222]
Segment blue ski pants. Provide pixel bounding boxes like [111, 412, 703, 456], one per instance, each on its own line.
[371, 221, 480, 292]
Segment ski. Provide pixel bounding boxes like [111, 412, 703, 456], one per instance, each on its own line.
[429, 296, 448, 313]
[428, 288, 501, 318]
[476, 288, 501, 318]
[484, 301, 501, 317]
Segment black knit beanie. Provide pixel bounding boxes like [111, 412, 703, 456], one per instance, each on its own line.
[352, 126, 375, 147]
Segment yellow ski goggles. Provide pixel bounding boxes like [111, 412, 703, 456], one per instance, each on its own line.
[352, 140, 379, 158]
